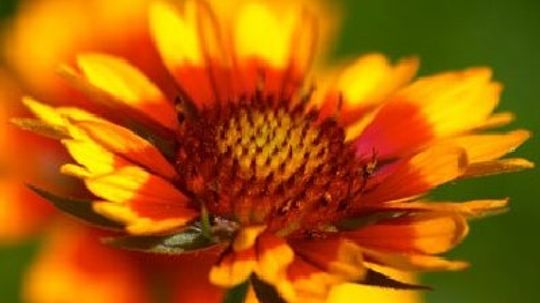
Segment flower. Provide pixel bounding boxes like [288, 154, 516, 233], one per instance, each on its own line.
[14, 0, 532, 303]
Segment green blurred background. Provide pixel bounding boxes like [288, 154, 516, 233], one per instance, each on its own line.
[0, 0, 538, 302]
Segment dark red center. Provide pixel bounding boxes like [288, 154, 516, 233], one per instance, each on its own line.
[175, 95, 369, 236]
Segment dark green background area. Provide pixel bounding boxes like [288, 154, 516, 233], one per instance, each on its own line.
[0, 0, 538, 302]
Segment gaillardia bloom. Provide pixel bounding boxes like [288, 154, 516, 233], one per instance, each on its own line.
[16, 0, 532, 302]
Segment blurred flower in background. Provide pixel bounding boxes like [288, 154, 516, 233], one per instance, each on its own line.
[0, 0, 421, 302]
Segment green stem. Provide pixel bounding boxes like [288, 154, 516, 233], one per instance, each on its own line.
[200, 204, 214, 241]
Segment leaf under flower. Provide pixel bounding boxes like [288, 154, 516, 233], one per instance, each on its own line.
[103, 226, 220, 254]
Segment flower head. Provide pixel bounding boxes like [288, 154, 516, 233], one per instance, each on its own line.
[16, 0, 532, 302]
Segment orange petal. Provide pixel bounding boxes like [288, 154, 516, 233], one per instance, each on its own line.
[371, 199, 509, 219]
[150, 1, 226, 106]
[234, 2, 296, 69]
[231, 2, 316, 96]
[476, 112, 515, 130]
[437, 130, 530, 163]
[75, 53, 177, 129]
[355, 68, 501, 159]
[328, 265, 420, 303]
[344, 213, 469, 255]
[282, 257, 343, 303]
[255, 232, 294, 284]
[362, 248, 469, 272]
[292, 237, 366, 281]
[209, 247, 257, 287]
[74, 120, 177, 179]
[360, 145, 467, 205]
[23, 222, 151, 303]
[62, 139, 130, 176]
[233, 225, 267, 251]
[84, 166, 196, 235]
[462, 158, 534, 178]
[321, 54, 419, 125]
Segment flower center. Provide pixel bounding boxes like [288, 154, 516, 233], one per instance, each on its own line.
[176, 96, 368, 236]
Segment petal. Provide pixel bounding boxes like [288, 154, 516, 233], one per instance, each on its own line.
[209, 247, 257, 287]
[23, 222, 151, 303]
[321, 54, 419, 125]
[23, 96, 66, 126]
[362, 248, 469, 272]
[255, 233, 295, 284]
[282, 257, 343, 303]
[234, 2, 297, 70]
[62, 139, 129, 176]
[437, 130, 530, 163]
[328, 265, 420, 303]
[150, 1, 219, 106]
[74, 120, 177, 179]
[462, 158, 534, 178]
[292, 237, 366, 281]
[82, 166, 196, 235]
[93, 201, 194, 235]
[355, 68, 501, 159]
[83, 166, 183, 204]
[344, 213, 469, 255]
[360, 145, 467, 205]
[76, 53, 177, 129]
[369, 199, 509, 219]
[150, 1, 203, 68]
[23, 96, 113, 140]
[233, 225, 267, 251]
[232, 2, 316, 95]
[476, 112, 515, 130]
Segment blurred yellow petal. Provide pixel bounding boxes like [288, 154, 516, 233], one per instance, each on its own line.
[234, 2, 296, 68]
[76, 53, 177, 129]
[5, 0, 155, 100]
[150, 1, 202, 67]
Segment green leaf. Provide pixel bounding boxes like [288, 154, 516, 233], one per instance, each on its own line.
[104, 227, 219, 254]
[28, 185, 122, 229]
[251, 275, 287, 303]
[359, 269, 431, 290]
[223, 281, 249, 303]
